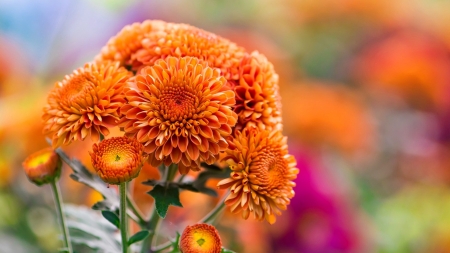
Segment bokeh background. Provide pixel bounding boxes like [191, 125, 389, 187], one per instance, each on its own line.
[1, 0, 450, 252]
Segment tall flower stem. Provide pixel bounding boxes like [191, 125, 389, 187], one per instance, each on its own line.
[141, 164, 178, 253]
[50, 179, 73, 253]
[120, 182, 129, 253]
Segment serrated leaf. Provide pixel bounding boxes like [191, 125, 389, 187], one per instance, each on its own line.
[148, 184, 182, 218]
[127, 230, 150, 245]
[65, 205, 120, 253]
[221, 248, 236, 253]
[101, 210, 120, 229]
[200, 162, 222, 171]
[192, 167, 231, 197]
[92, 199, 117, 212]
[177, 183, 200, 192]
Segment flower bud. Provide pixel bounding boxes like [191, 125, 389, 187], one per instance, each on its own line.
[22, 148, 62, 186]
[180, 223, 222, 253]
[89, 136, 146, 185]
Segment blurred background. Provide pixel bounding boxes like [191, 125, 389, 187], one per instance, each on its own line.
[1, 0, 450, 252]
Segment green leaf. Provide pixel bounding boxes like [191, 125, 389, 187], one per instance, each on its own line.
[65, 205, 120, 252]
[141, 179, 159, 186]
[221, 248, 236, 253]
[192, 167, 231, 197]
[101, 210, 120, 229]
[177, 183, 200, 192]
[148, 184, 182, 218]
[200, 162, 222, 171]
[127, 230, 150, 245]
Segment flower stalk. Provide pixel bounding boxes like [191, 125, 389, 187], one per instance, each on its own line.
[50, 179, 73, 253]
[141, 164, 178, 253]
[120, 182, 129, 253]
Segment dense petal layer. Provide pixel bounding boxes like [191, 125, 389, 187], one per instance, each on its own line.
[217, 127, 298, 224]
[95, 20, 246, 84]
[43, 62, 132, 147]
[119, 56, 237, 173]
[234, 51, 283, 131]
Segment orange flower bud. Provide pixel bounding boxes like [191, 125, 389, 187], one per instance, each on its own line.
[22, 148, 62, 186]
[89, 136, 146, 184]
[179, 223, 222, 253]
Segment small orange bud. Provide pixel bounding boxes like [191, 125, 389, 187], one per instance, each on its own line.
[22, 148, 62, 186]
[179, 223, 222, 253]
[89, 136, 146, 185]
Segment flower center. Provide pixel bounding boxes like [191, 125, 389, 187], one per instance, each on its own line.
[196, 238, 205, 246]
[26, 152, 53, 168]
[160, 85, 197, 122]
[60, 74, 95, 105]
[250, 145, 287, 191]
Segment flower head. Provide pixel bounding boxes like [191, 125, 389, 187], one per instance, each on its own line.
[89, 136, 146, 184]
[234, 51, 282, 131]
[217, 128, 298, 224]
[95, 20, 245, 84]
[119, 56, 237, 174]
[22, 148, 61, 186]
[179, 223, 222, 253]
[43, 62, 132, 147]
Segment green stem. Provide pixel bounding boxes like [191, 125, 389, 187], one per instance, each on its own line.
[50, 180, 73, 253]
[127, 193, 147, 227]
[200, 192, 227, 224]
[142, 164, 178, 253]
[152, 191, 228, 252]
[120, 182, 128, 253]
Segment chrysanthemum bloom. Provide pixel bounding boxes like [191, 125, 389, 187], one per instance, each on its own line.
[217, 128, 298, 224]
[179, 223, 222, 253]
[119, 56, 237, 174]
[95, 20, 245, 85]
[22, 148, 62, 186]
[234, 51, 282, 131]
[43, 62, 132, 147]
[89, 136, 146, 184]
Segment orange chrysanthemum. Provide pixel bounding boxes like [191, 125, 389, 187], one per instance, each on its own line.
[43, 62, 132, 147]
[217, 128, 298, 224]
[119, 56, 237, 174]
[234, 51, 282, 131]
[179, 223, 222, 253]
[22, 148, 62, 186]
[95, 20, 246, 84]
[89, 136, 146, 184]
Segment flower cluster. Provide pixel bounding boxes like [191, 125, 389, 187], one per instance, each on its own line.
[40, 20, 297, 223]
